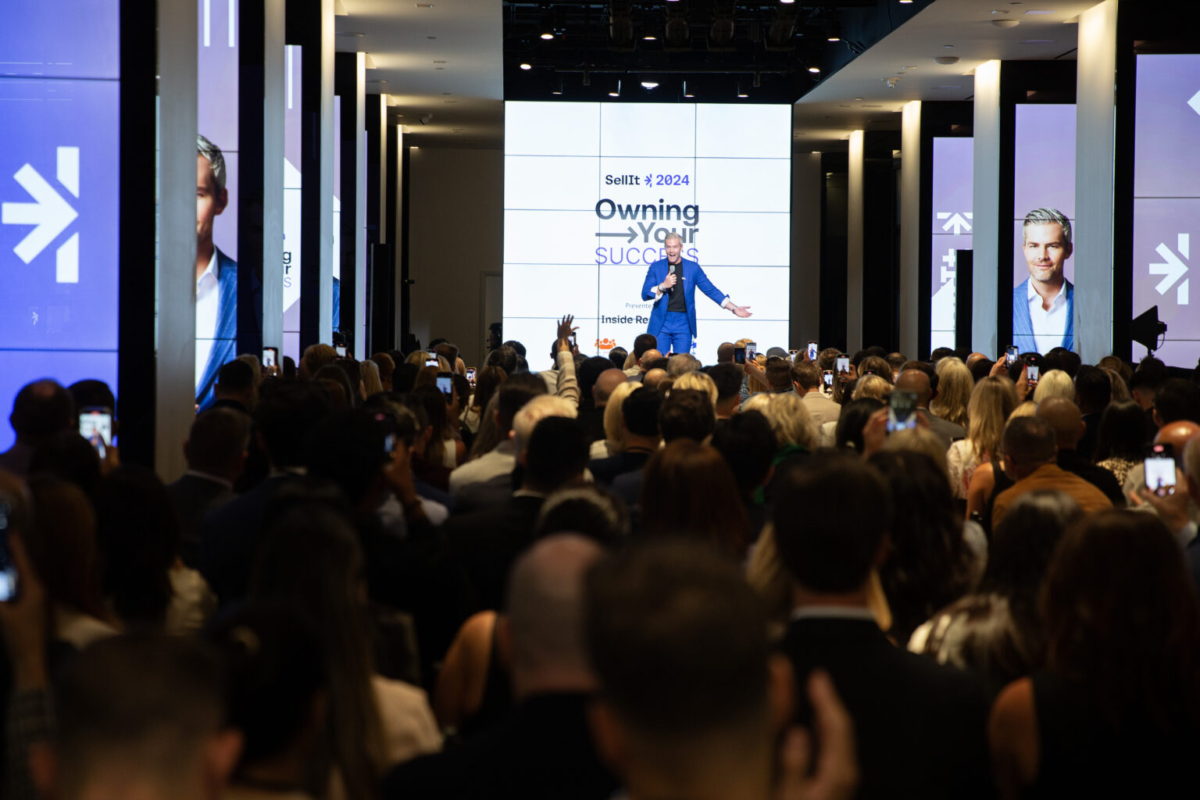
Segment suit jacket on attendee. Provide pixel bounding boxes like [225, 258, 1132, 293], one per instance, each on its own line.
[199, 473, 294, 606]
[1012, 278, 1074, 354]
[381, 692, 617, 800]
[196, 249, 263, 411]
[166, 472, 236, 570]
[1078, 412, 1100, 461]
[991, 463, 1112, 530]
[781, 614, 992, 800]
[577, 405, 607, 444]
[641, 257, 728, 339]
[443, 494, 546, 610]
[918, 408, 967, 450]
[1056, 449, 1125, 507]
[801, 390, 842, 429]
[589, 450, 652, 486]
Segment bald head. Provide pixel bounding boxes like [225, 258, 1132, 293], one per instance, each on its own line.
[639, 349, 662, 370]
[716, 342, 735, 364]
[1155, 421, 1200, 461]
[895, 369, 932, 407]
[506, 535, 606, 698]
[643, 368, 668, 391]
[1036, 396, 1085, 449]
[592, 369, 628, 407]
[966, 352, 988, 370]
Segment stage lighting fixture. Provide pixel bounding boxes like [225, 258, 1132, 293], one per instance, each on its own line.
[609, 78, 622, 97]
[808, 65, 820, 74]
[641, 77, 660, 89]
[539, 13, 555, 39]
[1131, 306, 1168, 354]
[826, 21, 842, 41]
[552, 76, 564, 95]
[737, 82, 748, 98]
[665, 15, 690, 48]
[519, 62, 532, 70]
[683, 80, 694, 98]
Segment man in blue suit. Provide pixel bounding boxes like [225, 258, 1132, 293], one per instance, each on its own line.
[196, 135, 261, 410]
[1013, 207, 1075, 354]
[640, 232, 751, 354]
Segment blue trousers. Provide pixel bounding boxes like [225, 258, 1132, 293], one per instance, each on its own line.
[654, 311, 692, 355]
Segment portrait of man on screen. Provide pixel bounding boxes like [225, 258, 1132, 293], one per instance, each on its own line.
[1013, 207, 1075, 354]
[195, 134, 240, 410]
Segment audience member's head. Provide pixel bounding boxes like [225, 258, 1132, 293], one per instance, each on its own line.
[471, 365, 507, 412]
[1154, 420, 1200, 466]
[300, 343, 338, 379]
[207, 603, 328, 794]
[640, 440, 751, 559]
[711, 409, 776, 495]
[1036, 396, 1086, 450]
[585, 542, 778, 794]
[601, 382, 642, 448]
[791, 361, 820, 394]
[981, 490, 1080, 607]
[671, 371, 718, 407]
[632, 333, 658, 360]
[741, 392, 817, 451]
[67, 379, 116, 418]
[93, 466, 181, 627]
[535, 485, 630, 545]
[716, 342, 735, 364]
[371, 353, 396, 391]
[505, 535, 606, 699]
[29, 431, 102, 495]
[184, 408, 250, 483]
[494, 372, 548, 437]
[619, 386, 662, 444]
[969, 357, 996, 384]
[931, 359, 972, 428]
[1000, 416, 1058, 480]
[591, 369, 628, 408]
[857, 356, 894, 384]
[486, 344, 519, 376]
[658, 388, 717, 443]
[851, 374, 894, 403]
[608, 347, 628, 371]
[773, 452, 893, 595]
[7, 378, 74, 451]
[25, 475, 110, 629]
[638, 349, 663, 371]
[881, 427, 950, 480]
[895, 368, 933, 408]
[887, 352, 907, 373]
[1072, 365, 1112, 416]
[1042, 510, 1200, 729]
[967, 376, 1020, 462]
[303, 410, 389, 510]
[524, 415, 589, 493]
[579, 357, 617, 407]
[834, 398, 885, 452]
[41, 634, 235, 800]
[642, 368, 668, 391]
[1032, 369, 1074, 404]
[665, 354, 701, 378]
[1092, 400, 1147, 464]
[709, 363, 744, 418]
[868, 450, 971, 642]
[512, 394, 579, 456]
[254, 383, 333, 469]
[360, 359, 384, 397]
[1044, 348, 1082, 379]
[762, 358, 792, 393]
[1153, 378, 1200, 426]
[1129, 358, 1170, 409]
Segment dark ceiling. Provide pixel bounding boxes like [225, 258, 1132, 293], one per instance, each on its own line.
[502, 0, 936, 104]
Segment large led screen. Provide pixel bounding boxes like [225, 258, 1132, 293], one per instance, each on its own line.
[930, 137, 973, 351]
[196, 0, 240, 410]
[1134, 54, 1200, 367]
[1011, 104, 1076, 354]
[0, 0, 121, 453]
[504, 102, 791, 372]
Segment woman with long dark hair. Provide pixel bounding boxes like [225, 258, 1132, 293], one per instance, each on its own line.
[990, 511, 1200, 798]
[1091, 400, 1146, 485]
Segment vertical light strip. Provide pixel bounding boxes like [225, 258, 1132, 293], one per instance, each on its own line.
[287, 45, 294, 109]
[971, 59, 1002, 355]
[899, 100, 922, 357]
[203, 0, 211, 47]
[228, 0, 235, 46]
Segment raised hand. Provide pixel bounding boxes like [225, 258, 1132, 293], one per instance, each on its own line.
[733, 305, 753, 319]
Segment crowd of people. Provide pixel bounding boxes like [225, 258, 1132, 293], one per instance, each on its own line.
[3, 318, 1200, 800]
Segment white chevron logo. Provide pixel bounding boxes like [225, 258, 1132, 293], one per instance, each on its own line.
[2, 147, 80, 283]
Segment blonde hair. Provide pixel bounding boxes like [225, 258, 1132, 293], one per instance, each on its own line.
[622, 350, 638, 370]
[741, 392, 818, 449]
[512, 395, 578, 455]
[360, 359, 384, 396]
[405, 350, 451, 373]
[1033, 369, 1074, 404]
[672, 371, 718, 407]
[930, 358, 972, 428]
[1102, 367, 1131, 403]
[1009, 400, 1038, 420]
[602, 382, 642, 451]
[966, 376, 1020, 462]
[852, 375, 894, 402]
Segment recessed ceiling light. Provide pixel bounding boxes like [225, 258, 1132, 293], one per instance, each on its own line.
[540, 32, 554, 40]
[519, 62, 532, 70]
[1022, 39, 1056, 44]
[992, 19, 1020, 28]
[903, 65, 917, 69]
[812, 150, 820, 154]
[943, 44, 955, 48]
[1024, 9, 1054, 14]
[442, 91, 452, 95]
[641, 80, 660, 89]
[899, 0, 913, 4]
[427, 36, 437, 40]
[808, 66, 820, 73]
[854, 97, 863, 101]
[433, 60, 447, 63]
[415, 3, 434, 7]
[644, 35, 657, 40]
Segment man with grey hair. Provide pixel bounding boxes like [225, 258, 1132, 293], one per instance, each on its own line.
[641, 231, 752, 356]
[1014, 207, 1075, 354]
[195, 134, 260, 411]
[380, 535, 617, 799]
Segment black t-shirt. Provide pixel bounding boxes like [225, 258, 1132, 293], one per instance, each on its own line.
[665, 262, 687, 312]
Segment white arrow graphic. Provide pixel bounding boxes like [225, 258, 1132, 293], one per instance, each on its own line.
[1150, 234, 1189, 305]
[2, 163, 79, 264]
[937, 211, 973, 235]
[1189, 89, 1200, 117]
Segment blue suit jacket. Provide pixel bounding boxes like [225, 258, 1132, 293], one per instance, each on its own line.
[641, 257, 728, 338]
[197, 249, 262, 410]
[1013, 278, 1075, 354]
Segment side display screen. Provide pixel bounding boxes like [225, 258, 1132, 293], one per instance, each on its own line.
[1133, 54, 1200, 366]
[196, 0, 240, 410]
[1011, 104, 1077, 355]
[0, 1, 121, 452]
[283, 45, 302, 362]
[930, 136, 973, 351]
